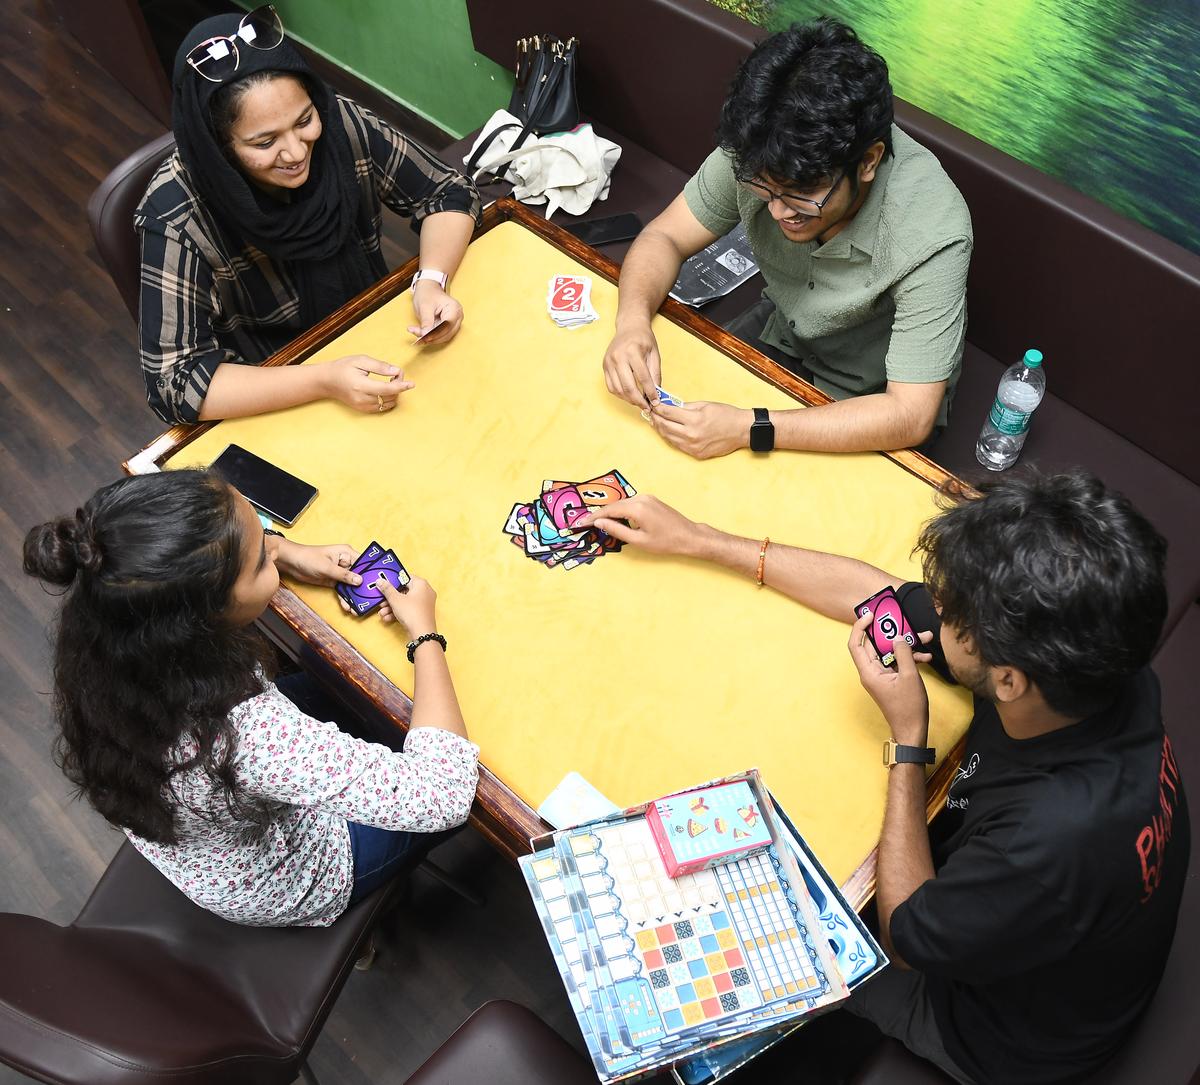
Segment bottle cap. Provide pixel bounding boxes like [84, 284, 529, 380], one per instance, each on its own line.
[1023, 349, 1043, 368]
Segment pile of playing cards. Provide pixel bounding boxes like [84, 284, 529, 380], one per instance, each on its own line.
[337, 541, 411, 616]
[547, 274, 597, 328]
[503, 469, 635, 570]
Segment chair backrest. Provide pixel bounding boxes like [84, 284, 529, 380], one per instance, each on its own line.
[0, 842, 394, 1085]
[0, 913, 275, 1085]
[87, 131, 176, 324]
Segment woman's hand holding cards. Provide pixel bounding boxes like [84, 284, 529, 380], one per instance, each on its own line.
[321, 354, 414, 413]
[408, 282, 463, 345]
[275, 540, 362, 589]
[377, 576, 437, 634]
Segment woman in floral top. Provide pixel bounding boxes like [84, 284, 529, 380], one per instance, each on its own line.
[23, 470, 478, 926]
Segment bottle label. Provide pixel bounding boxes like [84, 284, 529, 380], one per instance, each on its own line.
[988, 399, 1032, 435]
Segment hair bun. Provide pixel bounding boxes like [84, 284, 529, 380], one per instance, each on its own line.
[22, 510, 102, 586]
[72, 509, 103, 575]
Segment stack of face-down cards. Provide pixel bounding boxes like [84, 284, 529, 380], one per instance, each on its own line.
[503, 469, 635, 571]
[336, 541, 411, 616]
[548, 274, 598, 328]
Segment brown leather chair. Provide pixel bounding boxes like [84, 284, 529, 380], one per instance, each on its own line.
[402, 1000, 599, 1085]
[87, 131, 176, 323]
[0, 840, 399, 1085]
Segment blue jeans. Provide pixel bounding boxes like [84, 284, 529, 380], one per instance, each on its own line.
[273, 670, 454, 903]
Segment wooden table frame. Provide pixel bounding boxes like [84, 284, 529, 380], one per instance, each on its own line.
[123, 197, 967, 909]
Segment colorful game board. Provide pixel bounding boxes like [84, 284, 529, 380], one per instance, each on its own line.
[522, 802, 846, 1082]
[672, 800, 887, 1084]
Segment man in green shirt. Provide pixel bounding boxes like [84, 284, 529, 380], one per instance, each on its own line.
[602, 19, 972, 456]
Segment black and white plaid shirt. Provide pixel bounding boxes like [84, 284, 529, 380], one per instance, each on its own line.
[136, 96, 481, 423]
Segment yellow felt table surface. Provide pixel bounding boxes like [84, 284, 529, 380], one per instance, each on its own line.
[169, 220, 971, 886]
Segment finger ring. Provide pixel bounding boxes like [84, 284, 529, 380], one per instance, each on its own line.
[377, 396, 385, 412]
[858, 633, 868, 647]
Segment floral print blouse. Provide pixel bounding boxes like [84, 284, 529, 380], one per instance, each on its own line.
[126, 681, 479, 927]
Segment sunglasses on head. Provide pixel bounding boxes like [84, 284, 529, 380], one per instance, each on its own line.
[186, 5, 285, 84]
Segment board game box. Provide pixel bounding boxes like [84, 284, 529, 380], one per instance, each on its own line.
[520, 770, 855, 1083]
[645, 780, 773, 877]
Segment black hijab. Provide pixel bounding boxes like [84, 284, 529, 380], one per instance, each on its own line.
[171, 15, 386, 328]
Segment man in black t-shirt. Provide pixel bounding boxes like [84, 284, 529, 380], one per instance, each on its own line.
[575, 469, 1189, 1084]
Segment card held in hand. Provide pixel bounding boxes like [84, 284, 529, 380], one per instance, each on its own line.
[337, 540, 411, 617]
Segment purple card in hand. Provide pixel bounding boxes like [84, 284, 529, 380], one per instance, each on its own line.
[337, 540, 411, 616]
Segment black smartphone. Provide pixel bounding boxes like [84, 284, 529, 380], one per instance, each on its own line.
[209, 444, 318, 527]
[564, 212, 643, 247]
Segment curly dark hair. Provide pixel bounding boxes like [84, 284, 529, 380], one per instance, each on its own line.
[717, 17, 894, 189]
[916, 469, 1167, 718]
[23, 471, 276, 844]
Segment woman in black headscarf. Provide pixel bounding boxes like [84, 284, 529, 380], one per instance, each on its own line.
[137, 5, 481, 424]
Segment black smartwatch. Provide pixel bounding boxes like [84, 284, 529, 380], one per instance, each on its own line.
[749, 407, 775, 453]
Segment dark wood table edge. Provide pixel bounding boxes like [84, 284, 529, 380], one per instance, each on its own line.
[121, 196, 970, 902]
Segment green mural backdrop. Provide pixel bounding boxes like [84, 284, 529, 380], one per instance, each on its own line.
[712, 0, 1200, 255]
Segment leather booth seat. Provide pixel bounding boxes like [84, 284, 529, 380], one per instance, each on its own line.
[926, 344, 1200, 640]
[0, 841, 397, 1085]
[402, 1000, 599, 1085]
[87, 130, 174, 323]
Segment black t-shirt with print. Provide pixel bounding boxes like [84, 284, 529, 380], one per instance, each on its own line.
[888, 583, 1189, 1085]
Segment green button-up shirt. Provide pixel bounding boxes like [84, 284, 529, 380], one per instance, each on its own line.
[683, 126, 972, 425]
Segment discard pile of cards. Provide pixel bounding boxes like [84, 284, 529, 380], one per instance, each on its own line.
[547, 274, 597, 328]
[503, 469, 635, 571]
[337, 541, 411, 616]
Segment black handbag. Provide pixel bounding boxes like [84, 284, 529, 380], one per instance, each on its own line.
[467, 35, 579, 180]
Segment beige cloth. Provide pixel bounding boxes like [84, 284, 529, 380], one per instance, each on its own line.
[465, 109, 621, 219]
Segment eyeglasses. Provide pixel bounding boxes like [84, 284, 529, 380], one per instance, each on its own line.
[737, 170, 846, 219]
[186, 5, 285, 84]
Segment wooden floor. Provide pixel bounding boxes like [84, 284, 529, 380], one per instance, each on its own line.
[0, 3, 867, 1082]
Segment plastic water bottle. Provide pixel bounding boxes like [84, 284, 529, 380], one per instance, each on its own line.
[975, 349, 1046, 471]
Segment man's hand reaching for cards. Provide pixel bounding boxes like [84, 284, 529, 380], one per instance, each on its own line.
[603, 323, 662, 406]
[575, 494, 701, 556]
[377, 576, 437, 635]
[322, 355, 414, 413]
[408, 281, 463, 345]
[649, 400, 751, 460]
[276, 541, 361, 589]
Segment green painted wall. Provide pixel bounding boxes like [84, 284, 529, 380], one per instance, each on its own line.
[267, 0, 512, 138]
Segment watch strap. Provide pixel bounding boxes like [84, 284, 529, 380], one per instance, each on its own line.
[413, 268, 449, 290]
[883, 740, 936, 766]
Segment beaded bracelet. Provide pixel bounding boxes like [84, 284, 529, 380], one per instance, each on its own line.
[406, 632, 447, 663]
[756, 537, 770, 587]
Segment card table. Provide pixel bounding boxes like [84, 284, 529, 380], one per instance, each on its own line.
[125, 199, 972, 907]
